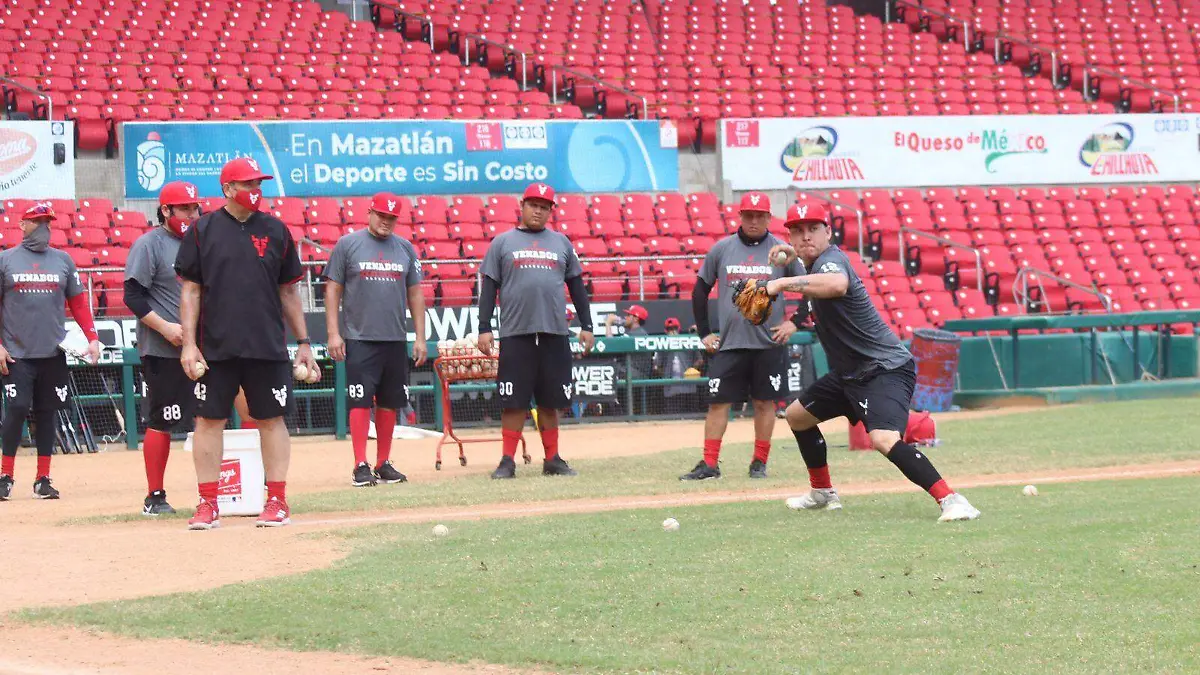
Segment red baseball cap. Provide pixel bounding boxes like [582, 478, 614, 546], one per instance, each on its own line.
[784, 202, 829, 228]
[370, 192, 405, 217]
[522, 182, 557, 205]
[664, 317, 681, 330]
[624, 305, 649, 321]
[219, 157, 273, 185]
[159, 181, 201, 207]
[738, 191, 771, 214]
[22, 203, 56, 221]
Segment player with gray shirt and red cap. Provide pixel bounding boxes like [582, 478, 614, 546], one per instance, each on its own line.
[763, 202, 979, 522]
[477, 182, 595, 479]
[679, 192, 805, 481]
[0, 203, 101, 501]
[324, 192, 427, 488]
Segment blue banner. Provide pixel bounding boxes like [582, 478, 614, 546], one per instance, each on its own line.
[124, 119, 678, 198]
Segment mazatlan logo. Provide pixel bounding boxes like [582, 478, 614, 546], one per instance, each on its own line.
[135, 130, 252, 193]
[136, 131, 166, 191]
[0, 128, 39, 193]
[779, 126, 865, 182]
[1078, 122, 1158, 176]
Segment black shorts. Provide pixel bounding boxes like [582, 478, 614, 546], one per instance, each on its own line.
[706, 347, 790, 403]
[2, 354, 70, 411]
[797, 360, 916, 433]
[141, 356, 198, 431]
[345, 339, 410, 410]
[496, 333, 572, 410]
[194, 358, 291, 421]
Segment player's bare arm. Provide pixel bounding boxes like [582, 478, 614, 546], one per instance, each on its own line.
[140, 311, 184, 347]
[766, 273, 848, 299]
[324, 280, 345, 361]
[179, 279, 206, 379]
[407, 283, 428, 366]
[280, 283, 319, 381]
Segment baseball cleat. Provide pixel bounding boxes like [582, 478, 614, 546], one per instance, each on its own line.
[374, 460, 408, 484]
[748, 459, 768, 479]
[256, 496, 291, 527]
[787, 488, 842, 511]
[0, 474, 12, 501]
[490, 456, 517, 479]
[352, 462, 377, 487]
[679, 460, 721, 481]
[188, 500, 220, 530]
[143, 490, 176, 516]
[32, 476, 60, 500]
[542, 455, 577, 476]
[937, 493, 981, 522]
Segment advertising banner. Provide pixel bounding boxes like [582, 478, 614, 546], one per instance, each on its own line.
[569, 358, 621, 404]
[721, 114, 1200, 190]
[0, 121, 76, 199]
[123, 119, 678, 198]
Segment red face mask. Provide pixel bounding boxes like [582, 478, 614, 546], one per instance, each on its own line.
[232, 188, 263, 212]
[164, 207, 198, 237]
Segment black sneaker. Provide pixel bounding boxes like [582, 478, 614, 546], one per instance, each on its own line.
[0, 474, 12, 501]
[352, 462, 377, 487]
[490, 456, 516, 480]
[748, 459, 768, 479]
[679, 460, 721, 481]
[143, 490, 176, 515]
[33, 476, 60, 499]
[542, 455, 578, 477]
[374, 460, 407, 484]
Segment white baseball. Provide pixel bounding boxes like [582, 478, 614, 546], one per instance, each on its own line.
[1022, 484, 1039, 497]
[785, 496, 805, 510]
[305, 366, 321, 384]
[662, 517, 680, 532]
[772, 250, 791, 266]
[193, 362, 206, 378]
[432, 524, 449, 537]
[293, 363, 309, 381]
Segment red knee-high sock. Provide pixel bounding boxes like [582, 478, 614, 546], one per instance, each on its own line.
[348, 408, 370, 465]
[240, 419, 257, 430]
[808, 466, 832, 489]
[501, 429, 521, 459]
[266, 481, 286, 502]
[753, 439, 771, 463]
[374, 408, 396, 465]
[540, 427, 559, 460]
[36, 455, 50, 479]
[703, 439, 722, 467]
[928, 479, 953, 502]
[198, 480, 218, 504]
[142, 429, 171, 494]
[1, 454, 14, 477]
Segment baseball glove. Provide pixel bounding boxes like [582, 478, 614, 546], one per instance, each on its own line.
[730, 278, 773, 325]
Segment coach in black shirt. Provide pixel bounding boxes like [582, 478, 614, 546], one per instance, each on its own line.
[174, 157, 318, 530]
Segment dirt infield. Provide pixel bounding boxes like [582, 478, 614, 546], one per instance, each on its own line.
[27, 405, 1200, 675]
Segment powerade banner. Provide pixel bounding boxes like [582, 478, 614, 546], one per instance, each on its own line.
[123, 119, 678, 198]
[0, 121, 76, 199]
[720, 114, 1200, 189]
[569, 358, 620, 404]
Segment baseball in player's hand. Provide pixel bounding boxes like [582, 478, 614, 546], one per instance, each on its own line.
[181, 344, 207, 381]
[412, 338, 428, 367]
[296, 343, 320, 383]
[771, 321, 798, 344]
[702, 333, 721, 353]
[327, 334, 346, 362]
[477, 332, 495, 356]
[0, 345, 12, 376]
[578, 330, 595, 354]
[768, 244, 797, 267]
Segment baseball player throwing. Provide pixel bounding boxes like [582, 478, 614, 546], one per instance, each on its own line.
[680, 192, 805, 481]
[738, 203, 980, 522]
[0, 203, 101, 500]
[324, 192, 427, 487]
[477, 182, 595, 479]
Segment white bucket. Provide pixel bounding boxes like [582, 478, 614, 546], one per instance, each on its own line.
[183, 429, 265, 517]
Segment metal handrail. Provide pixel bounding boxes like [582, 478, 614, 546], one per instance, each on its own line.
[889, 0, 973, 51]
[990, 31, 1061, 86]
[0, 76, 52, 121]
[897, 227, 984, 292]
[1079, 64, 1181, 113]
[1013, 266, 1113, 313]
[787, 189, 867, 261]
[462, 35, 530, 90]
[549, 65, 649, 120]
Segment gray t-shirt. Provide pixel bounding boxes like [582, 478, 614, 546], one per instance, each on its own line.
[698, 232, 804, 350]
[808, 246, 912, 381]
[125, 227, 184, 358]
[324, 230, 422, 341]
[480, 228, 582, 337]
[0, 246, 84, 359]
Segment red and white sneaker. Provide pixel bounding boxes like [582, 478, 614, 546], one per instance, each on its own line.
[256, 496, 291, 527]
[188, 500, 220, 531]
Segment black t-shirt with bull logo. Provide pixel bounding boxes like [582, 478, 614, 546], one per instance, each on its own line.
[174, 208, 302, 362]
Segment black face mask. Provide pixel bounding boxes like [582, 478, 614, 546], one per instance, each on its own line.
[22, 222, 51, 252]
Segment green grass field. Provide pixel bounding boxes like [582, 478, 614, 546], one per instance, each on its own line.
[26, 476, 1200, 674]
